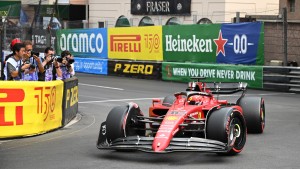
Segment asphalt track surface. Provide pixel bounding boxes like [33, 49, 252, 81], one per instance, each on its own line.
[1, 73, 300, 169]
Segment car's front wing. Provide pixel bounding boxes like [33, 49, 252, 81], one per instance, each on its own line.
[97, 132, 230, 153]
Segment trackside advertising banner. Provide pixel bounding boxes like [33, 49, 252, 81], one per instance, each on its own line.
[74, 58, 108, 75]
[108, 26, 163, 61]
[162, 62, 263, 88]
[32, 29, 57, 53]
[163, 22, 264, 65]
[62, 77, 78, 126]
[0, 81, 63, 138]
[108, 60, 161, 79]
[56, 28, 108, 58]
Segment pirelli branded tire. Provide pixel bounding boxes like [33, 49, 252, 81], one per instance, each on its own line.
[206, 107, 247, 155]
[238, 97, 265, 133]
[106, 103, 146, 143]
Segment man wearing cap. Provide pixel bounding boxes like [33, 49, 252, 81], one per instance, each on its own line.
[4, 43, 30, 81]
[1, 38, 22, 80]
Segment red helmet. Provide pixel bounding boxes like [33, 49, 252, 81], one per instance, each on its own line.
[10, 38, 22, 50]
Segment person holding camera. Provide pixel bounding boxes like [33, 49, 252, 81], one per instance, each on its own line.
[40, 47, 62, 81]
[23, 40, 44, 80]
[21, 53, 38, 81]
[4, 43, 30, 81]
[1, 38, 22, 80]
[56, 50, 75, 80]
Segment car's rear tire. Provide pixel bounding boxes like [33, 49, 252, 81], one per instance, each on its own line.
[238, 97, 265, 133]
[106, 103, 146, 143]
[206, 107, 247, 155]
[162, 95, 176, 107]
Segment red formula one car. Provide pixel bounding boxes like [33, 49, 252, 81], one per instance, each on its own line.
[97, 78, 265, 154]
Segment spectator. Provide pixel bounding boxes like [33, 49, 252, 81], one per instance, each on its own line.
[21, 53, 38, 81]
[65, 52, 75, 77]
[40, 47, 62, 81]
[57, 50, 75, 80]
[1, 38, 22, 80]
[23, 40, 44, 79]
[4, 43, 30, 81]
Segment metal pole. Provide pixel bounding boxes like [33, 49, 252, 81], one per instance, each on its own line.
[86, 0, 89, 28]
[236, 12, 240, 23]
[0, 28, 3, 79]
[283, 7, 288, 66]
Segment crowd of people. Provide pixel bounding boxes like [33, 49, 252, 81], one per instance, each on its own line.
[1, 38, 75, 81]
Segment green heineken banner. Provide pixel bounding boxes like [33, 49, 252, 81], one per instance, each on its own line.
[163, 22, 264, 65]
[162, 62, 263, 88]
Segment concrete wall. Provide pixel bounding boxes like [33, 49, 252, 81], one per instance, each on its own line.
[280, 0, 300, 21]
[265, 22, 300, 65]
[89, 0, 278, 28]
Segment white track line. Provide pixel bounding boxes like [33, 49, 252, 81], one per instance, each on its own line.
[79, 83, 124, 90]
[79, 98, 160, 104]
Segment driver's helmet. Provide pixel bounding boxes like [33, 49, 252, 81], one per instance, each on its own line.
[188, 95, 203, 105]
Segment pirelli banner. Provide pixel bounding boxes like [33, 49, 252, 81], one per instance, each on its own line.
[108, 26, 163, 61]
[162, 62, 263, 88]
[108, 60, 161, 79]
[163, 22, 264, 65]
[0, 81, 63, 138]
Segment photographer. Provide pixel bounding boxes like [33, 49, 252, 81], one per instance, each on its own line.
[4, 43, 30, 81]
[56, 50, 75, 80]
[23, 40, 44, 80]
[1, 38, 22, 80]
[40, 47, 62, 81]
[21, 54, 38, 81]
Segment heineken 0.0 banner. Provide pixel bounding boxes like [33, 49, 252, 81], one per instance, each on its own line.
[163, 22, 264, 65]
[56, 28, 108, 58]
[162, 62, 263, 88]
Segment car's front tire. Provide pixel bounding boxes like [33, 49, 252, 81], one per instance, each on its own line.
[206, 107, 247, 155]
[106, 103, 146, 143]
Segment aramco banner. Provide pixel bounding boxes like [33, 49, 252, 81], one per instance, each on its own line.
[163, 22, 264, 65]
[108, 26, 163, 61]
[56, 28, 108, 58]
[162, 62, 263, 88]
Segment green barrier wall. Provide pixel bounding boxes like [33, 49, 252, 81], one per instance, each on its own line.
[162, 62, 263, 88]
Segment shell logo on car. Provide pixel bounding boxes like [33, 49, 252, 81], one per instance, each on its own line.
[166, 116, 178, 121]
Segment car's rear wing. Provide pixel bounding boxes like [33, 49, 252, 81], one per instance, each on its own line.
[205, 82, 247, 94]
[188, 77, 247, 95]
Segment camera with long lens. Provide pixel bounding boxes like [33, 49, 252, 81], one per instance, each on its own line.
[56, 57, 75, 65]
[30, 51, 40, 58]
[24, 60, 35, 69]
[44, 54, 58, 64]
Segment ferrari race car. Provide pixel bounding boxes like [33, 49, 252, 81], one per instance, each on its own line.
[97, 78, 265, 154]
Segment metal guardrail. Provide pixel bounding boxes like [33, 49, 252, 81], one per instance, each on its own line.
[263, 66, 300, 93]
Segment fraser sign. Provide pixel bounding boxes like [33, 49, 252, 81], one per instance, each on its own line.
[57, 28, 108, 58]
